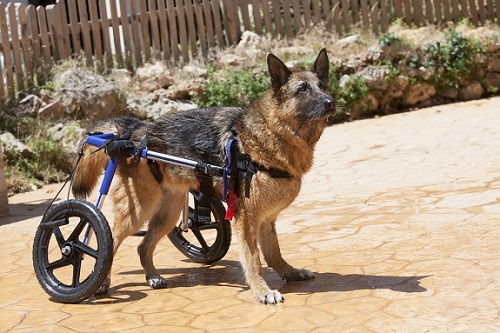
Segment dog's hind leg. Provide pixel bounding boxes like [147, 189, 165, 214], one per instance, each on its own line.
[96, 170, 163, 295]
[258, 219, 315, 282]
[137, 188, 185, 289]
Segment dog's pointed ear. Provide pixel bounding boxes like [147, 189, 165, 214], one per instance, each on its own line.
[267, 53, 291, 92]
[311, 48, 330, 87]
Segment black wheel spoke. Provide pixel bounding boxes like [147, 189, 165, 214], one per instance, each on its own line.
[197, 223, 220, 231]
[67, 217, 88, 242]
[72, 253, 83, 287]
[46, 256, 73, 271]
[73, 241, 99, 259]
[191, 228, 210, 253]
[53, 227, 66, 248]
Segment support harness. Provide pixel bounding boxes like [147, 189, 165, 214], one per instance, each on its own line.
[91, 130, 292, 222]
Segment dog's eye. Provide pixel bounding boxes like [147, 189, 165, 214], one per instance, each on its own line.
[298, 82, 309, 93]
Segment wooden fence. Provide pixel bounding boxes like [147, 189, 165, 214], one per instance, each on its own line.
[1, 0, 500, 106]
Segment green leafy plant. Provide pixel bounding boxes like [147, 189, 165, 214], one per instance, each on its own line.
[336, 76, 369, 111]
[424, 29, 486, 89]
[194, 65, 270, 107]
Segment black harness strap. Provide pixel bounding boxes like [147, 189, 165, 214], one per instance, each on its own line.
[194, 168, 214, 223]
[136, 137, 164, 184]
[226, 128, 292, 198]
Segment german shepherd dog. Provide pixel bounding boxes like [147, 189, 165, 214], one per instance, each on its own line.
[72, 49, 335, 304]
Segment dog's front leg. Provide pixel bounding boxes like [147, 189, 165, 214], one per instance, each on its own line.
[235, 214, 284, 304]
[259, 219, 315, 282]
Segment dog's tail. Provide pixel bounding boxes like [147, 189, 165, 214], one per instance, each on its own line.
[72, 117, 145, 199]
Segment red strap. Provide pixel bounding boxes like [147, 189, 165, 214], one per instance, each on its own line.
[225, 189, 237, 221]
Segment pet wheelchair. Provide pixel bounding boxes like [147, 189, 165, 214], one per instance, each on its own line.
[32, 132, 233, 303]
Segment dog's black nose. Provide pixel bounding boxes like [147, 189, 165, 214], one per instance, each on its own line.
[324, 97, 335, 109]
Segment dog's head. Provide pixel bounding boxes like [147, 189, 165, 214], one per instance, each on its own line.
[267, 48, 335, 122]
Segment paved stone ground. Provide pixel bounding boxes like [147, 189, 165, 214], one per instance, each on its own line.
[0, 98, 499, 332]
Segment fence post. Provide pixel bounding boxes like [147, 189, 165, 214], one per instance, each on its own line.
[0, 145, 9, 217]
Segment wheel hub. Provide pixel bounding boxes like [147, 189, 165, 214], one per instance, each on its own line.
[61, 244, 73, 256]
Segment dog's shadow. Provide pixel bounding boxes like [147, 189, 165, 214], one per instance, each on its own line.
[101, 259, 427, 304]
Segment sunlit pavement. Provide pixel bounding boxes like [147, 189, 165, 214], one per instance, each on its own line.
[1, 98, 499, 332]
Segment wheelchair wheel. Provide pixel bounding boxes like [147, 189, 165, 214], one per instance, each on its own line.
[167, 191, 231, 264]
[32, 199, 113, 303]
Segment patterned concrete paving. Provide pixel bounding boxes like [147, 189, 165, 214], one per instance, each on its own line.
[1, 98, 499, 332]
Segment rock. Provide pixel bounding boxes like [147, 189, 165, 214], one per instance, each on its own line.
[135, 62, 174, 92]
[458, 82, 485, 101]
[38, 101, 66, 119]
[366, 44, 383, 63]
[182, 65, 207, 78]
[0, 132, 33, 158]
[286, 60, 304, 71]
[219, 54, 246, 67]
[276, 46, 310, 57]
[356, 65, 389, 90]
[18, 94, 43, 117]
[47, 122, 86, 157]
[165, 78, 206, 100]
[350, 93, 380, 119]
[110, 68, 134, 90]
[127, 94, 197, 120]
[54, 68, 125, 121]
[486, 72, 500, 89]
[341, 54, 366, 74]
[389, 25, 444, 48]
[403, 83, 436, 105]
[380, 75, 410, 108]
[487, 58, 500, 72]
[386, 75, 410, 98]
[236, 31, 262, 50]
[338, 74, 352, 88]
[336, 34, 360, 49]
[436, 87, 459, 100]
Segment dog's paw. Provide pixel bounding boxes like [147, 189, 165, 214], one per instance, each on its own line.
[94, 277, 110, 295]
[256, 290, 285, 304]
[284, 268, 315, 282]
[147, 276, 168, 289]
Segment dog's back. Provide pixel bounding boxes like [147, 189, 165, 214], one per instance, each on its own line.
[72, 116, 146, 199]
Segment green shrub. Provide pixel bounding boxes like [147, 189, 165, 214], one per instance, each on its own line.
[194, 65, 270, 107]
[424, 29, 486, 89]
[336, 76, 369, 111]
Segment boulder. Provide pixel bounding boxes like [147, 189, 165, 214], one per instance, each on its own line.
[18, 94, 43, 117]
[403, 83, 436, 105]
[486, 72, 500, 90]
[335, 34, 361, 49]
[458, 82, 485, 101]
[135, 62, 174, 92]
[53, 68, 125, 121]
[356, 65, 389, 90]
[127, 94, 197, 120]
[0, 132, 33, 158]
[219, 54, 246, 67]
[47, 122, 86, 158]
[38, 101, 66, 119]
[165, 78, 206, 100]
[350, 93, 380, 119]
[182, 65, 207, 78]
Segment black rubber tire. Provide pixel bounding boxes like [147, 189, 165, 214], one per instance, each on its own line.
[167, 191, 231, 264]
[32, 199, 113, 303]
